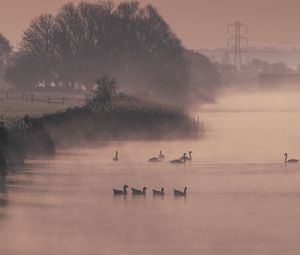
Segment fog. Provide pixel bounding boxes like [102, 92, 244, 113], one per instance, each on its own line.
[202, 89, 300, 112]
[1, 90, 300, 254]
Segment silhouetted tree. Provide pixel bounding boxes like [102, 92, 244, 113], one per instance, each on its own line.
[87, 75, 116, 112]
[21, 14, 58, 88]
[5, 1, 218, 103]
[0, 33, 11, 58]
[0, 33, 12, 88]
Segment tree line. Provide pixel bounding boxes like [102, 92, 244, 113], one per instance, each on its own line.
[2, 1, 217, 103]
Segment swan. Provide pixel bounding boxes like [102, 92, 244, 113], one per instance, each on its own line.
[149, 157, 161, 162]
[152, 187, 164, 196]
[149, 151, 165, 162]
[180, 151, 192, 161]
[113, 151, 119, 161]
[284, 153, 299, 163]
[132, 187, 147, 195]
[174, 187, 187, 196]
[113, 185, 128, 195]
[170, 153, 186, 164]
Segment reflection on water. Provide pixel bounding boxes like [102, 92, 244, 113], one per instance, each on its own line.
[1, 94, 300, 255]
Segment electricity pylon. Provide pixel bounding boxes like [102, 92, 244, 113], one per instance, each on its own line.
[227, 21, 248, 70]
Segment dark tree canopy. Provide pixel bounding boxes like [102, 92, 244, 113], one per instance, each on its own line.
[5, 1, 219, 103]
[0, 33, 12, 88]
[0, 33, 11, 58]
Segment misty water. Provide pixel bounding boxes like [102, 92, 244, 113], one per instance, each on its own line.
[1, 92, 300, 255]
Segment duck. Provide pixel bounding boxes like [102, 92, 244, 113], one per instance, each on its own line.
[132, 187, 147, 195]
[180, 151, 192, 161]
[284, 153, 299, 164]
[152, 187, 164, 196]
[113, 151, 119, 161]
[113, 185, 128, 195]
[170, 153, 186, 164]
[174, 187, 187, 196]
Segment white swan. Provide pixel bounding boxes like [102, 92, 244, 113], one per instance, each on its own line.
[284, 153, 299, 163]
[170, 153, 186, 164]
[180, 151, 192, 161]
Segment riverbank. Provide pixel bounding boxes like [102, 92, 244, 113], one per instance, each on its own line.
[0, 91, 204, 174]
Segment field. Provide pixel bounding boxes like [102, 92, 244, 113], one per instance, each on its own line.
[0, 91, 86, 116]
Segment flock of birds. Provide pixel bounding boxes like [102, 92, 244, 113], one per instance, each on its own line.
[111, 152, 299, 197]
[113, 185, 187, 197]
[112, 150, 191, 197]
[113, 150, 192, 164]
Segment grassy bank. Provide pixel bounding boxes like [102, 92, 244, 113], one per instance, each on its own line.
[0, 78, 204, 174]
[0, 116, 55, 176]
[37, 93, 203, 146]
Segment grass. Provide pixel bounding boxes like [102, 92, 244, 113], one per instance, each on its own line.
[0, 89, 204, 175]
[0, 91, 86, 117]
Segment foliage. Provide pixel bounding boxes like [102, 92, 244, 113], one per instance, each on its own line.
[36, 89, 203, 146]
[4, 1, 218, 103]
[0, 116, 55, 175]
[86, 76, 116, 112]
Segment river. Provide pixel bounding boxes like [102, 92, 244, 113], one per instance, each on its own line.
[1, 92, 300, 255]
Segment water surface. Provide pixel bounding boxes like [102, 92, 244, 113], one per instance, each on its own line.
[1, 93, 300, 255]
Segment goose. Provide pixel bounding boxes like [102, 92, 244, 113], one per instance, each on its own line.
[170, 153, 186, 164]
[174, 187, 187, 196]
[180, 151, 192, 161]
[113, 185, 128, 195]
[152, 187, 164, 196]
[284, 153, 299, 163]
[132, 187, 147, 195]
[158, 150, 165, 160]
[113, 151, 119, 161]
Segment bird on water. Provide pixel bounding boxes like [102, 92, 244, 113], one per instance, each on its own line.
[152, 187, 165, 196]
[113, 151, 119, 161]
[174, 187, 187, 196]
[180, 151, 192, 161]
[132, 187, 147, 195]
[149, 150, 165, 162]
[113, 185, 128, 196]
[170, 153, 187, 164]
[284, 153, 299, 164]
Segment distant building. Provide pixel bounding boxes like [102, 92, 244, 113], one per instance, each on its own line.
[259, 73, 300, 89]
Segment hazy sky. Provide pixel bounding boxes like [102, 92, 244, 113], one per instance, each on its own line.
[1, 0, 300, 49]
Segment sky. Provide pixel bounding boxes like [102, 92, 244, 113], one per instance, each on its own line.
[1, 0, 300, 49]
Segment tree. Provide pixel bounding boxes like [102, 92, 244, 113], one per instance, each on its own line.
[270, 62, 292, 74]
[20, 14, 57, 88]
[0, 33, 12, 88]
[0, 33, 11, 59]
[241, 59, 271, 79]
[5, 1, 218, 104]
[86, 75, 116, 112]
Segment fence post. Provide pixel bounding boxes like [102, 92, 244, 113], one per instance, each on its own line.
[22, 93, 25, 101]
[62, 97, 65, 105]
[6, 92, 8, 100]
[31, 94, 34, 102]
[48, 96, 51, 104]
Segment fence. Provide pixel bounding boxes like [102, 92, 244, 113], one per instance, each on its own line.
[0, 91, 88, 106]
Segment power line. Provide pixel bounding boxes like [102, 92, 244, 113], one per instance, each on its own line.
[227, 21, 248, 70]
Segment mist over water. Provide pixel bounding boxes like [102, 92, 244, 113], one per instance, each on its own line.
[1, 91, 300, 255]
